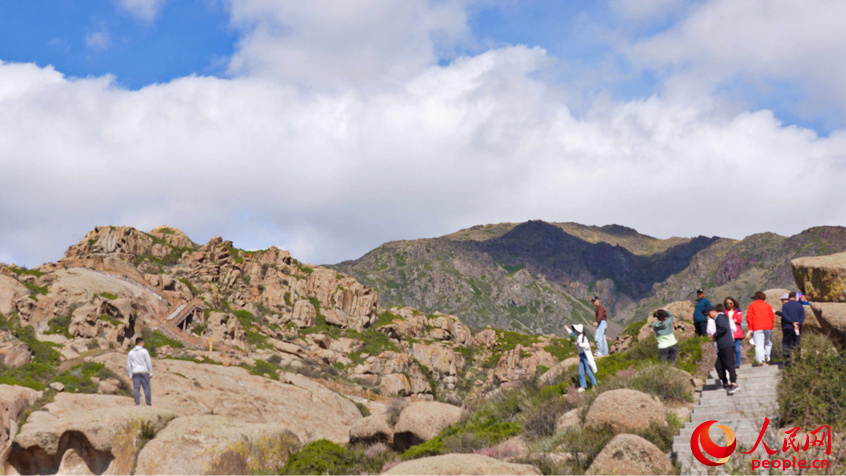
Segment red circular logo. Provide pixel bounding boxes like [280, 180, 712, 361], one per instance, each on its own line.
[690, 420, 737, 466]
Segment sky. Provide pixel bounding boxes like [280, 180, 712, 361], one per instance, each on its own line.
[0, 0, 844, 267]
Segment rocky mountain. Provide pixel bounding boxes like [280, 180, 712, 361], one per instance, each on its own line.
[1, 225, 844, 475]
[333, 221, 846, 334]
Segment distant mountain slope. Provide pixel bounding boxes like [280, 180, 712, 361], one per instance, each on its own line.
[334, 222, 846, 335]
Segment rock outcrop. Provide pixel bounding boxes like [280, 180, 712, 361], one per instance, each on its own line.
[0, 331, 31, 368]
[349, 414, 393, 445]
[587, 433, 673, 475]
[383, 453, 541, 475]
[585, 389, 666, 432]
[5, 394, 177, 475]
[134, 415, 299, 475]
[392, 402, 463, 450]
[0, 385, 41, 451]
[793, 253, 846, 344]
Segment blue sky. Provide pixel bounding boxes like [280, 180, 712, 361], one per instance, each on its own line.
[0, 0, 843, 267]
[0, 1, 837, 131]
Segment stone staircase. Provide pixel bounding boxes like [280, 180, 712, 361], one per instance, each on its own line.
[674, 363, 782, 474]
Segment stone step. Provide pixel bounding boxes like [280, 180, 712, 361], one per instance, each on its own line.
[701, 380, 777, 390]
[693, 400, 777, 411]
[689, 411, 777, 423]
[698, 390, 777, 402]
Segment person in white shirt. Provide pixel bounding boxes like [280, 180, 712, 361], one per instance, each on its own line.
[127, 337, 153, 406]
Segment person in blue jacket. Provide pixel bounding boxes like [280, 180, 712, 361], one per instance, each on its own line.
[778, 292, 805, 366]
[693, 289, 711, 337]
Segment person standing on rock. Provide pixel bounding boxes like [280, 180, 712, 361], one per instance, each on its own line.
[591, 296, 609, 357]
[693, 289, 711, 337]
[709, 305, 740, 394]
[724, 297, 744, 369]
[778, 292, 805, 366]
[746, 291, 775, 366]
[651, 309, 678, 366]
[127, 337, 153, 406]
[565, 324, 597, 392]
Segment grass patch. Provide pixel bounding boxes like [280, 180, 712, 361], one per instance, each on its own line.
[96, 292, 118, 300]
[45, 315, 72, 338]
[10, 267, 46, 277]
[243, 359, 279, 380]
[778, 332, 846, 431]
[282, 439, 396, 475]
[53, 362, 129, 394]
[178, 278, 198, 296]
[141, 328, 184, 357]
[621, 319, 647, 343]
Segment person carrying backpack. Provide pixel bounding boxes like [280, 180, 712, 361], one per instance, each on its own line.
[565, 324, 597, 392]
[651, 309, 678, 366]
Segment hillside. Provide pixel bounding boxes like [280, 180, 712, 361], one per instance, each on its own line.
[334, 221, 846, 334]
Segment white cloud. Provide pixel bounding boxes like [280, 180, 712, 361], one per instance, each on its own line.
[0, 1, 844, 269]
[225, 0, 468, 87]
[118, 0, 167, 21]
[623, 0, 846, 118]
[86, 31, 111, 50]
[609, 0, 688, 22]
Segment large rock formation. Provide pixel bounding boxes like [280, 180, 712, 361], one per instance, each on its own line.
[792, 252, 846, 303]
[587, 433, 673, 475]
[93, 353, 362, 445]
[585, 389, 666, 432]
[793, 253, 846, 344]
[5, 394, 177, 475]
[134, 415, 299, 475]
[0, 332, 31, 368]
[0, 385, 41, 451]
[392, 402, 463, 450]
[383, 453, 541, 475]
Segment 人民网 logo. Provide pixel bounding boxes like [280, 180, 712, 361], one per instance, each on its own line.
[690, 420, 737, 466]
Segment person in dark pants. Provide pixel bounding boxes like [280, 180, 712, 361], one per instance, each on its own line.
[652, 309, 678, 366]
[709, 305, 740, 394]
[693, 289, 711, 337]
[779, 292, 805, 366]
[127, 337, 153, 406]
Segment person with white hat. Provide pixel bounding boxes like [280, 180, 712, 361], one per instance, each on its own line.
[565, 323, 597, 392]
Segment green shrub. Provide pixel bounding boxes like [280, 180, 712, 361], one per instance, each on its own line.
[677, 335, 708, 375]
[141, 329, 184, 356]
[282, 439, 355, 475]
[636, 413, 682, 452]
[622, 319, 647, 343]
[53, 362, 128, 395]
[178, 279, 198, 297]
[191, 323, 208, 336]
[245, 359, 279, 380]
[778, 332, 846, 431]
[97, 292, 118, 300]
[543, 424, 617, 473]
[10, 267, 45, 277]
[45, 315, 72, 338]
[401, 437, 444, 461]
[543, 337, 577, 361]
[522, 397, 575, 439]
[628, 363, 693, 403]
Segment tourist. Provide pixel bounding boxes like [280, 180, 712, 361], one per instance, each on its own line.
[724, 297, 744, 368]
[709, 305, 740, 394]
[565, 324, 597, 392]
[779, 291, 805, 366]
[591, 296, 609, 357]
[651, 309, 678, 366]
[746, 291, 775, 366]
[693, 289, 711, 337]
[127, 337, 153, 406]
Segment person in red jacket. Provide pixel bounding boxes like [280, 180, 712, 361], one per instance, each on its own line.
[724, 297, 744, 369]
[746, 291, 775, 366]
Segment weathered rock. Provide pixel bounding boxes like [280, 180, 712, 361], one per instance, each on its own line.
[205, 311, 247, 350]
[94, 352, 361, 445]
[393, 401, 463, 450]
[134, 415, 299, 475]
[380, 374, 412, 397]
[97, 379, 122, 395]
[383, 453, 541, 475]
[0, 385, 41, 450]
[291, 300, 316, 328]
[587, 433, 672, 475]
[6, 394, 177, 475]
[474, 329, 497, 348]
[792, 252, 846, 303]
[0, 331, 31, 368]
[0, 275, 28, 316]
[555, 408, 581, 432]
[585, 389, 666, 432]
[349, 414, 393, 445]
[148, 225, 195, 249]
[49, 382, 65, 392]
[412, 342, 464, 376]
[538, 356, 580, 387]
[809, 303, 846, 345]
